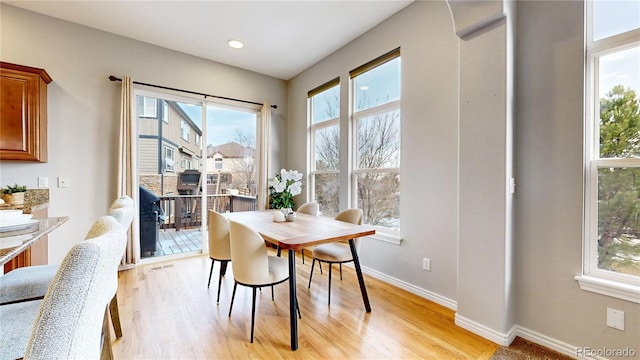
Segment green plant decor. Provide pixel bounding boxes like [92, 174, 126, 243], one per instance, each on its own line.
[1, 183, 27, 195]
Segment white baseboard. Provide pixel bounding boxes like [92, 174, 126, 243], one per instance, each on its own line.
[359, 266, 594, 359]
[454, 316, 584, 359]
[516, 327, 585, 359]
[360, 265, 457, 311]
[454, 314, 517, 346]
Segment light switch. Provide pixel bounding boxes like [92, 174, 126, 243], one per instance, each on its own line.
[58, 177, 70, 188]
[37, 177, 48, 188]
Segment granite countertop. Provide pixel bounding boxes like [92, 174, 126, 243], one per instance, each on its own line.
[0, 189, 49, 214]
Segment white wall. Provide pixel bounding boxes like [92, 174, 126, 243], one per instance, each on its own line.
[0, 4, 287, 263]
[290, 0, 639, 357]
[288, 1, 460, 303]
[515, 1, 639, 356]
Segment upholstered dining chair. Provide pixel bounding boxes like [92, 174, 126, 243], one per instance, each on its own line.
[227, 220, 301, 343]
[0, 195, 135, 341]
[294, 202, 319, 264]
[207, 210, 231, 304]
[307, 208, 363, 305]
[0, 215, 127, 360]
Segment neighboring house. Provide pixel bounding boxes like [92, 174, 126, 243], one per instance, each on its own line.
[206, 142, 256, 195]
[138, 99, 202, 195]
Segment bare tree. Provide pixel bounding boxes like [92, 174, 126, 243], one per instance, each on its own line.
[229, 130, 257, 195]
[356, 110, 400, 228]
[313, 89, 401, 227]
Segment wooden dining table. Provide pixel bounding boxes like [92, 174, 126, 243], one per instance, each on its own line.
[224, 210, 375, 351]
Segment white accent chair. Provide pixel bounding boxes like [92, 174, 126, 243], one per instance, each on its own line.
[0, 195, 135, 341]
[227, 220, 301, 343]
[295, 202, 319, 264]
[307, 208, 363, 305]
[0, 216, 127, 360]
[207, 210, 231, 304]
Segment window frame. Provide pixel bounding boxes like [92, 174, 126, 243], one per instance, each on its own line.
[577, 2, 640, 303]
[349, 49, 402, 239]
[180, 119, 190, 142]
[308, 78, 341, 217]
[162, 100, 169, 123]
[138, 96, 158, 118]
[163, 146, 175, 173]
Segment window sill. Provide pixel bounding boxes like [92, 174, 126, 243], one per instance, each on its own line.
[574, 275, 640, 304]
[369, 231, 402, 245]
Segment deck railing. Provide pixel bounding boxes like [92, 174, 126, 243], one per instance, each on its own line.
[158, 194, 257, 231]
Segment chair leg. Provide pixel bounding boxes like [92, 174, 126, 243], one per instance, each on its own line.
[228, 282, 238, 317]
[340, 263, 343, 280]
[277, 246, 282, 257]
[216, 261, 225, 304]
[319, 261, 323, 274]
[271, 285, 275, 301]
[208, 259, 215, 288]
[295, 296, 302, 319]
[308, 258, 316, 288]
[101, 308, 114, 360]
[220, 260, 228, 276]
[301, 249, 305, 264]
[109, 294, 122, 339]
[250, 288, 257, 343]
[328, 263, 332, 306]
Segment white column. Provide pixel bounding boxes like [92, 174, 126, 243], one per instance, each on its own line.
[447, 0, 516, 345]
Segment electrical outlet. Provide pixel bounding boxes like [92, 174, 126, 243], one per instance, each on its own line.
[58, 177, 70, 188]
[422, 258, 431, 271]
[606, 308, 624, 331]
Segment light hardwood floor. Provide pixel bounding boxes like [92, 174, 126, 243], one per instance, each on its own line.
[111, 250, 499, 359]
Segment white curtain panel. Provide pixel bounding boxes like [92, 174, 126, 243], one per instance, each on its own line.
[117, 75, 139, 265]
[258, 102, 271, 210]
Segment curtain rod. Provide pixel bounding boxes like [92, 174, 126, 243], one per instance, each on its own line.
[108, 75, 277, 109]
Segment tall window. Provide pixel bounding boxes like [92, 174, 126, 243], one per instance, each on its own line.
[350, 49, 401, 232]
[162, 100, 169, 123]
[308, 78, 340, 217]
[582, 0, 640, 299]
[138, 96, 157, 118]
[164, 146, 175, 172]
[181, 119, 190, 141]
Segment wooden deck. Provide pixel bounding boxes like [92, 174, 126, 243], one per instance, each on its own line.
[142, 227, 203, 258]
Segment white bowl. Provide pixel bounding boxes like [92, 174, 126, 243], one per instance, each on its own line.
[0, 214, 34, 227]
[0, 210, 24, 219]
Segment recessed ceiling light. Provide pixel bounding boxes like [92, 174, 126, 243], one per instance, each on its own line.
[228, 40, 244, 49]
[360, 85, 370, 90]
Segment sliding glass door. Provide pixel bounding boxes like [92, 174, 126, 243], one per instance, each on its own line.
[135, 89, 260, 260]
[205, 105, 259, 215]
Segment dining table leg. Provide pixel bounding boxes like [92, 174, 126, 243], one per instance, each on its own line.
[349, 239, 371, 312]
[287, 249, 299, 350]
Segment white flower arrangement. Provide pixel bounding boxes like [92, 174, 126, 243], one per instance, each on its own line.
[268, 169, 303, 209]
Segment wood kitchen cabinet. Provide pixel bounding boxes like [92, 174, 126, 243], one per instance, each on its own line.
[0, 62, 52, 162]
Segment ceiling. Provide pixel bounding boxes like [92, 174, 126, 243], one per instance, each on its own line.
[5, 0, 414, 80]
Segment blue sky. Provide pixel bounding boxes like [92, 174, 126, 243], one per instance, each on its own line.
[179, 103, 257, 147]
[594, 1, 639, 98]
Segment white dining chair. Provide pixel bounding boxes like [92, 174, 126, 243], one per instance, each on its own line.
[294, 202, 319, 264]
[0, 215, 127, 360]
[0, 195, 135, 341]
[227, 220, 301, 343]
[307, 208, 363, 305]
[207, 210, 231, 304]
